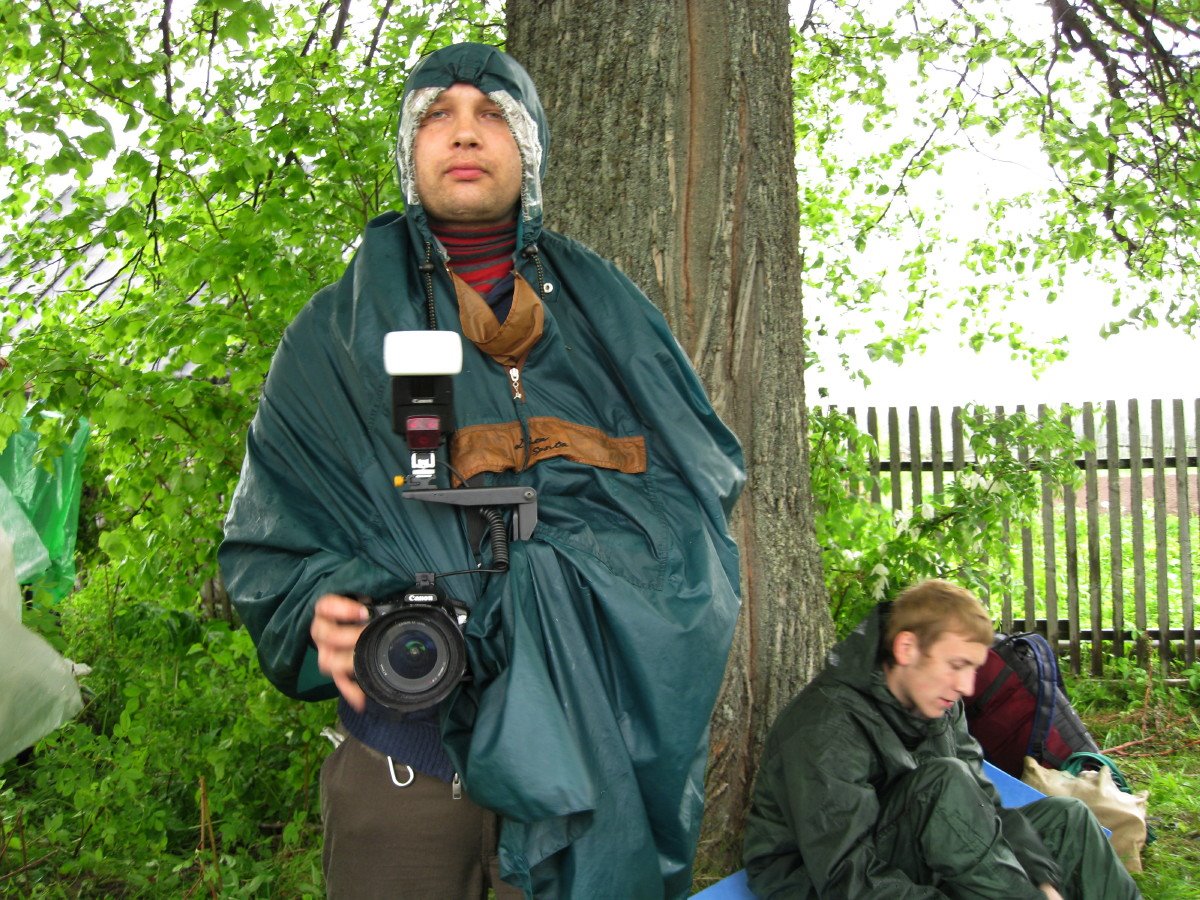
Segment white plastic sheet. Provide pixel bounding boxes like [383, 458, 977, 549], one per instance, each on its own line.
[0, 526, 83, 764]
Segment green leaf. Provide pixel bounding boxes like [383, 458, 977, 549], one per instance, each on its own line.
[79, 129, 116, 159]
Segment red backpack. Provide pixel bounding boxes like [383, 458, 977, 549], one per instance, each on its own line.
[965, 632, 1100, 777]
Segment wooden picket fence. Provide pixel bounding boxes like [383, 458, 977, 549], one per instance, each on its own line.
[822, 399, 1198, 677]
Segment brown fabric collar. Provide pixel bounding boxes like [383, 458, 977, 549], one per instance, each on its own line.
[453, 271, 544, 368]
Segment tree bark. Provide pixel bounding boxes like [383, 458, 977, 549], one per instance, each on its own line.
[507, 0, 833, 880]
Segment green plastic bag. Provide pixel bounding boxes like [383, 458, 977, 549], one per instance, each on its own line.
[0, 476, 49, 583]
[0, 416, 89, 602]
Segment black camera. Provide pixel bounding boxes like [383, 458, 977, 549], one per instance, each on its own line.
[353, 573, 469, 713]
[350, 331, 536, 713]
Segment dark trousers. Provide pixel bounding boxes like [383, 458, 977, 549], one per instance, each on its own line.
[320, 732, 525, 899]
[877, 757, 1140, 900]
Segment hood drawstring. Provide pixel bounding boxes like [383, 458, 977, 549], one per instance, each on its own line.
[522, 243, 551, 297]
[419, 243, 438, 329]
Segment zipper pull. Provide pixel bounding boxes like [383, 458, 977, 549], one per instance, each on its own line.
[452, 773, 463, 800]
[508, 366, 524, 401]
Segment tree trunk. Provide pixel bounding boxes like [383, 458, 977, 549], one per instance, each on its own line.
[507, 0, 833, 880]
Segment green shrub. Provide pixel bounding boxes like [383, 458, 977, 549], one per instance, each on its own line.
[1, 572, 330, 896]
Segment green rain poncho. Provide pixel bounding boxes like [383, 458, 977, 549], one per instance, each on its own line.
[220, 43, 744, 898]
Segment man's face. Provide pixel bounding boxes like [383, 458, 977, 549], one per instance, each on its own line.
[886, 630, 988, 719]
[412, 83, 523, 226]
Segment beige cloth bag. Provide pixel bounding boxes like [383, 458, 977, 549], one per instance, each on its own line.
[1020, 755, 1149, 873]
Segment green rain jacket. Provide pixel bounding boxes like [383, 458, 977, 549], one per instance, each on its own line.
[743, 604, 1060, 898]
[220, 43, 744, 899]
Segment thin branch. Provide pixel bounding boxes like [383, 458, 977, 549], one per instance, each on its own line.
[301, 0, 334, 57]
[159, 0, 174, 110]
[77, 247, 146, 313]
[1048, 0, 1124, 101]
[853, 63, 972, 247]
[330, 0, 352, 51]
[365, 0, 394, 67]
[204, 11, 218, 95]
[0, 855, 56, 882]
[796, 0, 819, 35]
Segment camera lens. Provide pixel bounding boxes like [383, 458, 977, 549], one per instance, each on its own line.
[389, 629, 439, 681]
[380, 622, 446, 689]
[354, 603, 467, 712]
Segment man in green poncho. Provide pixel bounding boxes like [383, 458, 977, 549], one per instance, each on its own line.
[743, 579, 1139, 899]
[220, 42, 744, 899]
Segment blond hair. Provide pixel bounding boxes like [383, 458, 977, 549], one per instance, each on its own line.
[884, 579, 994, 658]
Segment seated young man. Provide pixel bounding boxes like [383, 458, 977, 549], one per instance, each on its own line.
[743, 579, 1140, 899]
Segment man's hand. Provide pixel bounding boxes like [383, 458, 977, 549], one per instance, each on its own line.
[311, 594, 370, 712]
[1039, 884, 1064, 900]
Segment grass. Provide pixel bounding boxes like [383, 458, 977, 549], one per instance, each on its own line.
[1007, 512, 1198, 631]
[1068, 667, 1200, 899]
[889, 467, 1200, 643]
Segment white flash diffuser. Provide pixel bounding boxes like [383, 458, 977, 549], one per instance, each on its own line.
[383, 331, 463, 377]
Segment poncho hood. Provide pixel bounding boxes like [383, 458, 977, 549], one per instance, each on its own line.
[396, 42, 548, 249]
[822, 602, 890, 692]
[821, 602, 953, 743]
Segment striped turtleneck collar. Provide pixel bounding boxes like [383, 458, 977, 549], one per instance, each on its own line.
[430, 218, 517, 299]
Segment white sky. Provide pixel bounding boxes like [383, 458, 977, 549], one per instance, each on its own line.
[795, 1, 1200, 412]
[805, 143, 1200, 410]
[808, 326, 1200, 410]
